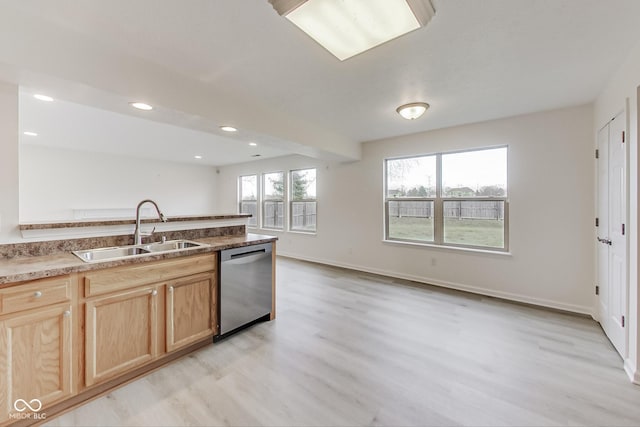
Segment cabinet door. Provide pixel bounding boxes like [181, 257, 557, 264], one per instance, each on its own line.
[85, 286, 159, 387]
[0, 304, 73, 421]
[166, 272, 215, 352]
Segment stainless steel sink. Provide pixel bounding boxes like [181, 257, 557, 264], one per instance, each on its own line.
[142, 240, 202, 252]
[73, 240, 209, 263]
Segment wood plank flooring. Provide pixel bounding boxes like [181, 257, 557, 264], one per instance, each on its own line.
[46, 257, 640, 426]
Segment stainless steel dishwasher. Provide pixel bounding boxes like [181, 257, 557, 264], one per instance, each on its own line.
[218, 242, 273, 338]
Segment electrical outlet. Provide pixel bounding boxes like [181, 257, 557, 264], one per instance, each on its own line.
[431, 257, 437, 267]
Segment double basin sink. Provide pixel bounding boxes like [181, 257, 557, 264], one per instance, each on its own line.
[73, 239, 209, 263]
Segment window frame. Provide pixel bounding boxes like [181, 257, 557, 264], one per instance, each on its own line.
[384, 146, 509, 252]
[289, 168, 317, 233]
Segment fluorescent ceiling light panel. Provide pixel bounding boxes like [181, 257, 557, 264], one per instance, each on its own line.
[270, 0, 435, 61]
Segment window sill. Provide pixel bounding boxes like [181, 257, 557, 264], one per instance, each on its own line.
[382, 239, 512, 256]
[288, 230, 317, 236]
[248, 226, 316, 236]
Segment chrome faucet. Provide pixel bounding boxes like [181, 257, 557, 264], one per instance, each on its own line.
[133, 199, 167, 245]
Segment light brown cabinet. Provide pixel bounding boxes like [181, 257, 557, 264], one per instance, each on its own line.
[0, 276, 75, 424]
[81, 253, 217, 387]
[0, 249, 266, 424]
[84, 284, 160, 387]
[166, 272, 216, 352]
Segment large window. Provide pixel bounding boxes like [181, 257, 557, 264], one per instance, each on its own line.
[290, 168, 317, 232]
[262, 171, 284, 230]
[239, 175, 258, 227]
[385, 146, 508, 250]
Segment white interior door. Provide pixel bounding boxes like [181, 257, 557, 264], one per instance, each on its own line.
[597, 112, 627, 357]
[597, 125, 610, 327]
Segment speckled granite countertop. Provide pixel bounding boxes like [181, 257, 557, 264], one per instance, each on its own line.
[0, 233, 276, 286]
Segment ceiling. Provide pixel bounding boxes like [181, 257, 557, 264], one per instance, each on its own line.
[19, 89, 293, 166]
[3, 0, 640, 164]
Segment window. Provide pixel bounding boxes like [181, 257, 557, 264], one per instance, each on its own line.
[290, 168, 317, 232]
[385, 146, 508, 250]
[386, 155, 436, 242]
[238, 167, 318, 233]
[262, 171, 284, 229]
[239, 175, 258, 227]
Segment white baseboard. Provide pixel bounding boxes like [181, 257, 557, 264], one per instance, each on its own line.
[624, 359, 640, 385]
[277, 251, 594, 316]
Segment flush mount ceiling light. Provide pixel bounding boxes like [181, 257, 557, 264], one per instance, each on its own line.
[249, 142, 258, 146]
[23, 131, 38, 136]
[130, 102, 153, 111]
[396, 102, 429, 120]
[34, 94, 54, 102]
[194, 155, 203, 159]
[220, 126, 238, 132]
[269, 0, 435, 61]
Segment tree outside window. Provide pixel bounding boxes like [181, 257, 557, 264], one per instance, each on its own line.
[290, 169, 316, 232]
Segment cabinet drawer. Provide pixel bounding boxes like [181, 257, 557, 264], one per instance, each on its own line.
[83, 253, 217, 297]
[0, 276, 72, 315]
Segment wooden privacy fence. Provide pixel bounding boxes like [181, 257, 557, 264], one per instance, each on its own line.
[263, 201, 284, 228]
[240, 201, 258, 226]
[389, 200, 504, 220]
[291, 201, 317, 230]
[240, 201, 316, 229]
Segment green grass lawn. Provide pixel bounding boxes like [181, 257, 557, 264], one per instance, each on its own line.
[389, 217, 504, 248]
[389, 217, 434, 241]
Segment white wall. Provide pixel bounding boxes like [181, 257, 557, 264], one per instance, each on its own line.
[19, 146, 219, 222]
[0, 81, 21, 242]
[218, 104, 595, 314]
[595, 39, 640, 384]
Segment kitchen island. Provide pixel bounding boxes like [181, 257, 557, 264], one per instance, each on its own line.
[0, 217, 276, 426]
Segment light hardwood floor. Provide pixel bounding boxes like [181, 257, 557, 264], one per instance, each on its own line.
[46, 257, 640, 426]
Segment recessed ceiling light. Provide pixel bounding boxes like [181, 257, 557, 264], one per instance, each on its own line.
[23, 131, 38, 136]
[34, 94, 54, 102]
[220, 126, 237, 132]
[249, 142, 257, 146]
[396, 102, 430, 120]
[269, 0, 435, 61]
[194, 155, 203, 159]
[130, 102, 153, 111]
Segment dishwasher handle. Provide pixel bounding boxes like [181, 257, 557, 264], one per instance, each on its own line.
[221, 242, 272, 262]
[230, 249, 266, 260]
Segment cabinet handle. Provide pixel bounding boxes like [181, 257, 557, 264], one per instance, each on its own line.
[168, 286, 174, 292]
[151, 290, 158, 296]
[33, 291, 43, 298]
[63, 310, 71, 317]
